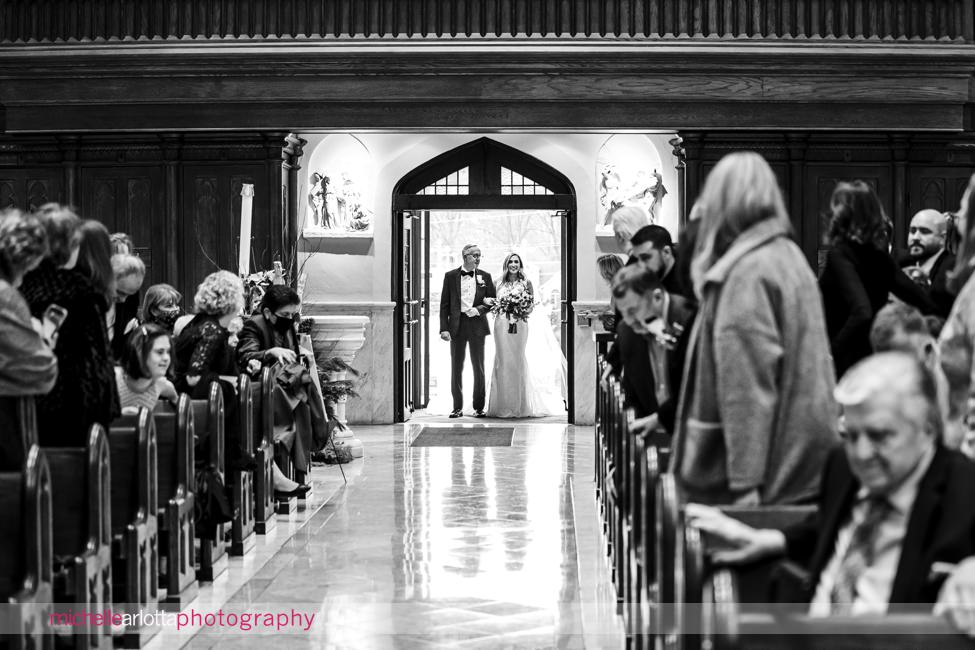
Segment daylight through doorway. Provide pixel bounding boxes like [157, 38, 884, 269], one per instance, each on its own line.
[424, 210, 567, 420]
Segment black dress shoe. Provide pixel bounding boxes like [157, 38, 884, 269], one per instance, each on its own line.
[274, 484, 311, 500]
[474, 410, 486, 418]
[449, 410, 463, 418]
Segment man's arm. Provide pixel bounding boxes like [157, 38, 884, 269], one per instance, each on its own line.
[439, 272, 452, 334]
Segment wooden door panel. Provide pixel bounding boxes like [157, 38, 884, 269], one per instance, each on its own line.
[909, 167, 972, 215]
[0, 171, 63, 211]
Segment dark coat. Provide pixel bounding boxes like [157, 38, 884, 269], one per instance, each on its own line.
[19, 260, 120, 446]
[439, 267, 496, 338]
[784, 444, 975, 608]
[173, 313, 238, 399]
[897, 249, 957, 319]
[651, 293, 696, 435]
[820, 240, 937, 378]
[236, 314, 299, 369]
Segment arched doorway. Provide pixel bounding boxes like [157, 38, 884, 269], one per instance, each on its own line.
[392, 137, 577, 423]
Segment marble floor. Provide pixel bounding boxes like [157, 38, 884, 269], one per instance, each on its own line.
[152, 423, 623, 649]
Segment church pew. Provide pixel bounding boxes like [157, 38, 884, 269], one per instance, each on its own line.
[44, 425, 112, 650]
[252, 368, 277, 534]
[191, 382, 229, 582]
[634, 444, 669, 650]
[601, 376, 622, 591]
[108, 408, 160, 648]
[0, 445, 53, 650]
[707, 568, 975, 650]
[229, 374, 256, 556]
[152, 396, 198, 610]
[0, 395, 38, 471]
[595, 354, 606, 507]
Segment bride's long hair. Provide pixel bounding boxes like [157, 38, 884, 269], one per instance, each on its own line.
[500, 252, 526, 284]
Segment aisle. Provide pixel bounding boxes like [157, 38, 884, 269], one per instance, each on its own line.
[193, 423, 622, 648]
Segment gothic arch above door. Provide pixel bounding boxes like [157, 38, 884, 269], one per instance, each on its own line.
[393, 137, 575, 211]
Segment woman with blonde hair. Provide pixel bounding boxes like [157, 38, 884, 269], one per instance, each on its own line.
[675, 151, 837, 506]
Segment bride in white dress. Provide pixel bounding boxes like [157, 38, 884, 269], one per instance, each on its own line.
[486, 253, 566, 418]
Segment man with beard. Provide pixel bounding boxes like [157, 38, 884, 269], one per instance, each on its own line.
[900, 209, 956, 318]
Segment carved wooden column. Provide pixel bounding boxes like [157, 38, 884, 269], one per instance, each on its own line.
[280, 133, 306, 280]
[160, 134, 181, 287]
[682, 133, 704, 224]
[670, 134, 687, 228]
[891, 134, 910, 245]
[58, 135, 79, 206]
[786, 134, 808, 259]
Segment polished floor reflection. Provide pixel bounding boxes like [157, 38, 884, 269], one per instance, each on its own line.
[192, 423, 622, 649]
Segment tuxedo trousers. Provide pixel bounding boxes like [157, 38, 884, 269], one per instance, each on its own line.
[450, 316, 486, 411]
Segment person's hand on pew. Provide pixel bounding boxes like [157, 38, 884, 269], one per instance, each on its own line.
[265, 346, 297, 366]
[632, 414, 659, 436]
[934, 557, 975, 637]
[684, 503, 786, 565]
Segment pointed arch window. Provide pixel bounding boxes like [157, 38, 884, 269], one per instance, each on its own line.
[417, 167, 469, 195]
[501, 167, 552, 196]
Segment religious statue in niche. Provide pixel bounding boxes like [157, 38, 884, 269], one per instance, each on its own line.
[306, 170, 372, 232]
[599, 165, 667, 226]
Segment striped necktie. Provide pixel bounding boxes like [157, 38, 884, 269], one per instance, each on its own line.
[829, 495, 893, 614]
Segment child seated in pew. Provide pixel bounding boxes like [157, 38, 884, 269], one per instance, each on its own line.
[115, 323, 178, 413]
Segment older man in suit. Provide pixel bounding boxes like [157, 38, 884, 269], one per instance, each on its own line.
[440, 244, 496, 418]
[687, 351, 975, 635]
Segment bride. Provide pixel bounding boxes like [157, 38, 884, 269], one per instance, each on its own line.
[486, 253, 566, 418]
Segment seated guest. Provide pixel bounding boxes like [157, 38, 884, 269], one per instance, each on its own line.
[109, 253, 145, 359]
[611, 264, 694, 436]
[128, 283, 182, 334]
[173, 270, 255, 470]
[21, 215, 120, 446]
[115, 323, 178, 413]
[237, 285, 331, 490]
[687, 352, 975, 635]
[898, 209, 956, 318]
[0, 209, 57, 396]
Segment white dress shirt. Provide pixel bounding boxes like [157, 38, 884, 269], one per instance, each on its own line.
[459, 268, 476, 314]
[808, 444, 935, 616]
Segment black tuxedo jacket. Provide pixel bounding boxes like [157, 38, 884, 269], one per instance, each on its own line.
[897, 249, 957, 318]
[439, 268, 496, 338]
[782, 444, 975, 608]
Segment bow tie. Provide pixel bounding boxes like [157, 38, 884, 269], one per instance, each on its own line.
[461, 270, 475, 277]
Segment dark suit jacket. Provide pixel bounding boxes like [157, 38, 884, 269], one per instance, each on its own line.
[782, 444, 975, 608]
[439, 268, 496, 338]
[897, 249, 957, 319]
[653, 293, 697, 434]
[236, 314, 299, 369]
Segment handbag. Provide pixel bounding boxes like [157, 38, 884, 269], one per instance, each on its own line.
[194, 463, 236, 540]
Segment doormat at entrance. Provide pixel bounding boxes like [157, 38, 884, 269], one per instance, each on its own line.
[411, 426, 514, 447]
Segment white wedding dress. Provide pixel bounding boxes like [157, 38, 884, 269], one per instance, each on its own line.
[486, 280, 567, 418]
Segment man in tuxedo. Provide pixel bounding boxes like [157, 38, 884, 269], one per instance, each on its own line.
[439, 244, 496, 418]
[899, 209, 956, 318]
[686, 352, 975, 634]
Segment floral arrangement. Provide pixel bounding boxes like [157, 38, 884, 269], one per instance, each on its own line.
[490, 282, 536, 333]
[242, 263, 287, 315]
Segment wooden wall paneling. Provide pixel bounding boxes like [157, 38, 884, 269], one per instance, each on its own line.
[908, 167, 973, 216]
[80, 166, 165, 285]
[181, 168, 222, 301]
[0, 170, 63, 211]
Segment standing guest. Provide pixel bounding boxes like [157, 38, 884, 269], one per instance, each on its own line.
[609, 205, 649, 256]
[173, 270, 254, 470]
[819, 181, 935, 378]
[629, 224, 685, 296]
[674, 151, 837, 506]
[596, 254, 625, 330]
[938, 173, 975, 451]
[21, 216, 120, 446]
[128, 283, 182, 334]
[115, 323, 177, 413]
[108, 253, 145, 358]
[0, 209, 56, 396]
[898, 209, 956, 317]
[110, 232, 133, 256]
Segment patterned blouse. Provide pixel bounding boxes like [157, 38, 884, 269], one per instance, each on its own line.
[173, 313, 238, 398]
[114, 366, 162, 411]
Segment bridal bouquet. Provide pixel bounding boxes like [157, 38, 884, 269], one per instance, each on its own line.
[491, 283, 535, 333]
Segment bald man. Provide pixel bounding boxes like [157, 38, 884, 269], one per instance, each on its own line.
[900, 209, 956, 317]
[687, 352, 975, 633]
